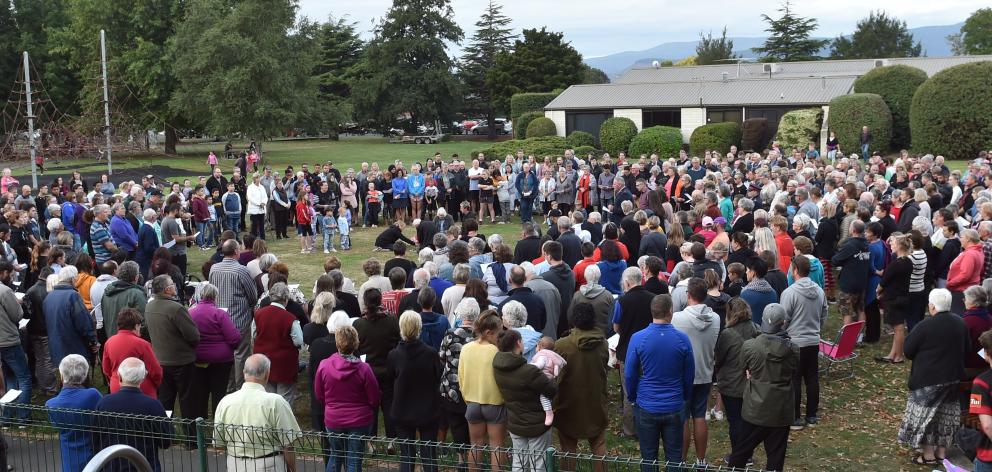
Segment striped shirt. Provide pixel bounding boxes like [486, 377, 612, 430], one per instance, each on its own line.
[208, 258, 259, 332]
[909, 249, 927, 293]
[90, 220, 112, 264]
[983, 241, 992, 281]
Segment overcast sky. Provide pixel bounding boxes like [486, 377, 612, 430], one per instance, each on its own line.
[299, 0, 982, 58]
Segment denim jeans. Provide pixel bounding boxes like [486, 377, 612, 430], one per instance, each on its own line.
[195, 221, 207, 247]
[341, 235, 350, 250]
[520, 198, 534, 222]
[226, 215, 240, 232]
[860, 143, 869, 158]
[975, 459, 992, 472]
[326, 425, 371, 472]
[634, 405, 684, 472]
[323, 230, 335, 251]
[1, 345, 32, 420]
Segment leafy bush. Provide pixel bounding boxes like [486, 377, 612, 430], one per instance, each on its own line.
[567, 131, 596, 148]
[628, 126, 683, 159]
[599, 117, 638, 156]
[470, 136, 570, 160]
[853, 65, 927, 148]
[827, 93, 892, 155]
[514, 112, 544, 139]
[510, 92, 558, 121]
[774, 108, 824, 151]
[526, 117, 557, 138]
[690, 122, 742, 157]
[910, 61, 992, 160]
[741, 118, 770, 151]
[574, 145, 599, 157]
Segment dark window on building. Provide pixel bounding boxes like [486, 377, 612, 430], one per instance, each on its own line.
[642, 109, 681, 128]
[706, 108, 743, 124]
[565, 111, 613, 138]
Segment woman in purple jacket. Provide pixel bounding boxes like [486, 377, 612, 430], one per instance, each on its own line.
[187, 283, 242, 420]
[315, 324, 381, 472]
[109, 203, 138, 257]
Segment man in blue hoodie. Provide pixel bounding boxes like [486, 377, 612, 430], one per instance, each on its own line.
[740, 257, 777, 326]
[831, 220, 871, 327]
[779, 256, 828, 431]
[625, 294, 694, 472]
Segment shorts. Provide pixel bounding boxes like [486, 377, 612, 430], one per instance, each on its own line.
[411, 196, 423, 202]
[479, 193, 494, 204]
[296, 224, 313, 236]
[838, 290, 865, 318]
[464, 402, 507, 425]
[683, 383, 712, 419]
[392, 198, 408, 210]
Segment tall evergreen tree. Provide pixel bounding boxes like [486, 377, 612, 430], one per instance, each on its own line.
[0, 0, 19, 104]
[460, 0, 515, 139]
[580, 66, 609, 84]
[752, 1, 828, 62]
[488, 28, 584, 113]
[696, 27, 738, 65]
[14, 0, 79, 114]
[312, 15, 364, 137]
[351, 0, 463, 131]
[830, 11, 921, 59]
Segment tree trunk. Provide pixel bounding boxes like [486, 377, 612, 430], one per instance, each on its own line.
[486, 107, 497, 141]
[164, 127, 178, 155]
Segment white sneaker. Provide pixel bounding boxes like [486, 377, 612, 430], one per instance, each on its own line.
[712, 408, 725, 421]
[324, 249, 329, 254]
[705, 409, 712, 421]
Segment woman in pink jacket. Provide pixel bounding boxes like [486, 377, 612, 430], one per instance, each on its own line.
[340, 175, 359, 217]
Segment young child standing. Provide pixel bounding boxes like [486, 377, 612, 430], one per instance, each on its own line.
[366, 182, 382, 228]
[337, 206, 351, 250]
[530, 337, 566, 426]
[205, 195, 218, 247]
[207, 151, 218, 172]
[322, 208, 337, 253]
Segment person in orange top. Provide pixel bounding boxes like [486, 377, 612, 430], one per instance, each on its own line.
[771, 216, 795, 273]
[74, 254, 98, 311]
[102, 308, 163, 398]
[572, 242, 597, 289]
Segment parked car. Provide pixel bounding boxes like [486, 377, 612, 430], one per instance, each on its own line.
[472, 118, 510, 135]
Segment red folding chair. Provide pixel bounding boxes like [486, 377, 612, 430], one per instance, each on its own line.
[818, 320, 865, 379]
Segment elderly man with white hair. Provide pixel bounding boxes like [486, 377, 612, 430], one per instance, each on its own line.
[47, 354, 103, 471]
[502, 300, 541, 360]
[567, 265, 614, 337]
[44, 266, 98, 366]
[398, 268, 443, 315]
[612, 265, 656, 438]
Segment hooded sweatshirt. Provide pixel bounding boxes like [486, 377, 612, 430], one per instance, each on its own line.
[101, 280, 148, 338]
[831, 235, 871, 293]
[596, 259, 627, 295]
[671, 303, 719, 384]
[553, 327, 610, 438]
[570, 284, 614, 336]
[779, 277, 828, 348]
[740, 278, 777, 326]
[314, 353, 381, 429]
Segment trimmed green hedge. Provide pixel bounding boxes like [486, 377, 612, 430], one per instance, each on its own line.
[574, 145, 599, 157]
[827, 93, 892, 156]
[514, 112, 544, 139]
[628, 126, 683, 159]
[526, 117, 557, 138]
[911, 61, 992, 160]
[774, 108, 823, 151]
[567, 131, 596, 148]
[741, 118, 770, 151]
[853, 65, 927, 149]
[690, 122, 742, 157]
[469, 136, 570, 160]
[510, 93, 558, 121]
[599, 117, 638, 156]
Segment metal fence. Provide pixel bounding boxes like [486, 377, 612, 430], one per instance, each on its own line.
[0, 403, 764, 471]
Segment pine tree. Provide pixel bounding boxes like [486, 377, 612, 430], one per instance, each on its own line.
[488, 28, 584, 113]
[351, 0, 464, 131]
[830, 11, 921, 59]
[696, 27, 738, 65]
[0, 0, 20, 108]
[312, 15, 364, 136]
[752, 1, 828, 62]
[460, 0, 515, 139]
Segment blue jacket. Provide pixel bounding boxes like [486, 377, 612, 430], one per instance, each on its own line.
[44, 285, 96, 366]
[47, 387, 103, 472]
[62, 201, 77, 234]
[419, 310, 451, 351]
[624, 323, 695, 414]
[94, 387, 173, 472]
[787, 255, 826, 291]
[392, 177, 409, 199]
[597, 259, 627, 295]
[514, 172, 538, 199]
[110, 215, 138, 252]
[408, 174, 425, 197]
[740, 283, 778, 325]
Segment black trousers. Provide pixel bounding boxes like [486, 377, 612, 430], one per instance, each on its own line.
[793, 345, 819, 420]
[396, 422, 439, 472]
[726, 422, 790, 471]
[187, 362, 232, 420]
[159, 363, 195, 419]
[864, 300, 881, 343]
[171, 253, 187, 278]
[442, 399, 469, 444]
[274, 209, 289, 238]
[250, 214, 266, 240]
[372, 384, 395, 438]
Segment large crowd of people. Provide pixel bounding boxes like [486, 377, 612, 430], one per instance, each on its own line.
[1, 141, 992, 471]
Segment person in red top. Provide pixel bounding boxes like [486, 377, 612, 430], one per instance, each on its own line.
[252, 283, 303, 403]
[592, 224, 629, 262]
[573, 242, 597, 289]
[295, 186, 314, 253]
[190, 186, 211, 250]
[697, 216, 717, 246]
[970, 330, 992, 471]
[771, 216, 795, 273]
[948, 229, 985, 314]
[381, 267, 409, 316]
[102, 308, 163, 398]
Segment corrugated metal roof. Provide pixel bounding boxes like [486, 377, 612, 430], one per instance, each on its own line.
[615, 55, 992, 84]
[545, 76, 856, 110]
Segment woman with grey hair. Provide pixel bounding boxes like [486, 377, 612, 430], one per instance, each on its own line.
[188, 282, 242, 419]
[501, 300, 541, 360]
[417, 247, 434, 266]
[252, 282, 304, 403]
[255, 253, 279, 294]
[136, 208, 161, 280]
[441, 263, 471, 323]
[567, 264, 614, 336]
[911, 216, 933, 238]
[962, 285, 992, 378]
[45, 354, 103, 472]
[109, 202, 139, 257]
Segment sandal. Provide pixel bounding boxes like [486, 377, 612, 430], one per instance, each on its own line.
[911, 455, 937, 466]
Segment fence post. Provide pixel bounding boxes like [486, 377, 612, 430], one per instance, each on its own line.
[195, 417, 207, 471]
[544, 447, 558, 472]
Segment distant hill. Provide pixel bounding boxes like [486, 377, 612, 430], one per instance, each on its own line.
[586, 22, 964, 78]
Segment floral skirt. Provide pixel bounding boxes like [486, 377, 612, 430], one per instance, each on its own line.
[897, 381, 960, 448]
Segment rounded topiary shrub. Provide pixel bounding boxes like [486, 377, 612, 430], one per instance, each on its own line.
[599, 117, 638, 156]
[690, 122, 742, 157]
[911, 61, 992, 160]
[526, 117, 557, 138]
[628, 126, 683, 159]
[854, 65, 927, 149]
[774, 108, 824, 152]
[741, 118, 770, 151]
[827, 93, 892, 156]
[567, 131, 596, 149]
[574, 145, 598, 157]
[515, 112, 544, 139]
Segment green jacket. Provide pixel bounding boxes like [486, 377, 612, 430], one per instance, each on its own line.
[714, 320, 759, 398]
[553, 328, 609, 438]
[101, 280, 148, 338]
[741, 333, 799, 427]
[145, 297, 200, 367]
[492, 351, 557, 438]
